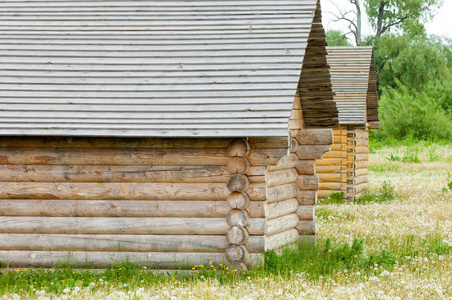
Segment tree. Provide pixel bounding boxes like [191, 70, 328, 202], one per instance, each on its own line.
[326, 30, 353, 46]
[330, 0, 442, 45]
[374, 33, 449, 90]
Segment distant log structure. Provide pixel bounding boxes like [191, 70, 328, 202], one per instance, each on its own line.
[316, 47, 379, 201]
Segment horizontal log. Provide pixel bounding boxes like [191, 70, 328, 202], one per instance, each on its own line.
[226, 227, 249, 246]
[296, 220, 316, 235]
[297, 190, 317, 205]
[266, 168, 298, 188]
[0, 250, 263, 269]
[0, 164, 265, 183]
[267, 153, 298, 171]
[225, 245, 249, 263]
[0, 182, 266, 201]
[0, 216, 236, 235]
[0, 136, 288, 150]
[246, 148, 288, 166]
[246, 218, 266, 235]
[330, 144, 343, 151]
[226, 209, 249, 227]
[354, 161, 368, 169]
[227, 192, 250, 210]
[354, 147, 369, 154]
[227, 139, 250, 158]
[315, 158, 342, 166]
[315, 165, 342, 174]
[227, 174, 250, 193]
[0, 199, 265, 218]
[266, 213, 299, 236]
[297, 205, 314, 220]
[227, 157, 250, 175]
[367, 122, 380, 130]
[354, 131, 368, 139]
[354, 175, 368, 185]
[354, 169, 368, 177]
[265, 229, 299, 251]
[296, 174, 319, 190]
[354, 183, 368, 194]
[318, 173, 343, 183]
[267, 183, 298, 203]
[354, 139, 368, 147]
[0, 233, 264, 253]
[295, 160, 315, 175]
[295, 129, 333, 145]
[290, 138, 299, 153]
[322, 151, 346, 159]
[354, 154, 368, 162]
[0, 148, 284, 166]
[317, 190, 343, 199]
[319, 182, 342, 191]
[0, 137, 234, 149]
[265, 198, 298, 220]
[248, 137, 289, 149]
[295, 145, 331, 160]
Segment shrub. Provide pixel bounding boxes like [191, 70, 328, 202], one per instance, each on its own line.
[375, 81, 452, 142]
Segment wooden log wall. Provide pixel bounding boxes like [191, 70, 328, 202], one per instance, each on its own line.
[353, 128, 369, 198]
[0, 136, 295, 269]
[264, 149, 300, 251]
[293, 129, 333, 240]
[315, 126, 369, 201]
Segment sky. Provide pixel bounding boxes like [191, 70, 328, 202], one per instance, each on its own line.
[320, 0, 452, 43]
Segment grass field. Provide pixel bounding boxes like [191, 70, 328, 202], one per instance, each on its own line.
[1, 143, 451, 299]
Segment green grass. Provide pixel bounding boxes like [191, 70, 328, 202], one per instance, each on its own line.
[355, 181, 396, 204]
[369, 164, 401, 173]
[2, 234, 450, 295]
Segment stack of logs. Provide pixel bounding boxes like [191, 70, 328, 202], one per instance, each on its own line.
[293, 129, 333, 238]
[0, 132, 333, 270]
[315, 126, 369, 201]
[225, 139, 252, 271]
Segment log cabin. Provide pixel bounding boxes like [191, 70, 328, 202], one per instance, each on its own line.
[0, 0, 338, 271]
[316, 46, 380, 201]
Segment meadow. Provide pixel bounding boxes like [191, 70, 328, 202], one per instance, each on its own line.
[1, 142, 451, 299]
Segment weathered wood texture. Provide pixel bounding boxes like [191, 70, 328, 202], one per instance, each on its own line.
[0, 234, 266, 253]
[298, 2, 338, 127]
[0, 199, 268, 218]
[0, 251, 263, 269]
[326, 46, 379, 127]
[292, 127, 334, 239]
[0, 136, 294, 269]
[0, 0, 325, 138]
[316, 127, 370, 201]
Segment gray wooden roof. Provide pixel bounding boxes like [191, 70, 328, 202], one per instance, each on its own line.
[0, 0, 321, 138]
[326, 46, 378, 126]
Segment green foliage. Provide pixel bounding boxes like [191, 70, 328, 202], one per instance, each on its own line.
[374, 81, 452, 142]
[387, 154, 402, 162]
[401, 146, 421, 163]
[364, 0, 441, 38]
[369, 164, 401, 173]
[446, 173, 452, 192]
[355, 180, 396, 204]
[374, 34, 449, 91]
[318, 192, 345, 204]
[326, 30, 352, 46]
[386, 146, 421, 163]
[264, 250, 278, 270]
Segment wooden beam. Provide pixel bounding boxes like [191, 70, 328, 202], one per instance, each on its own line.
[0, 250, 263, 269]
[0, 182, 266, 201]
